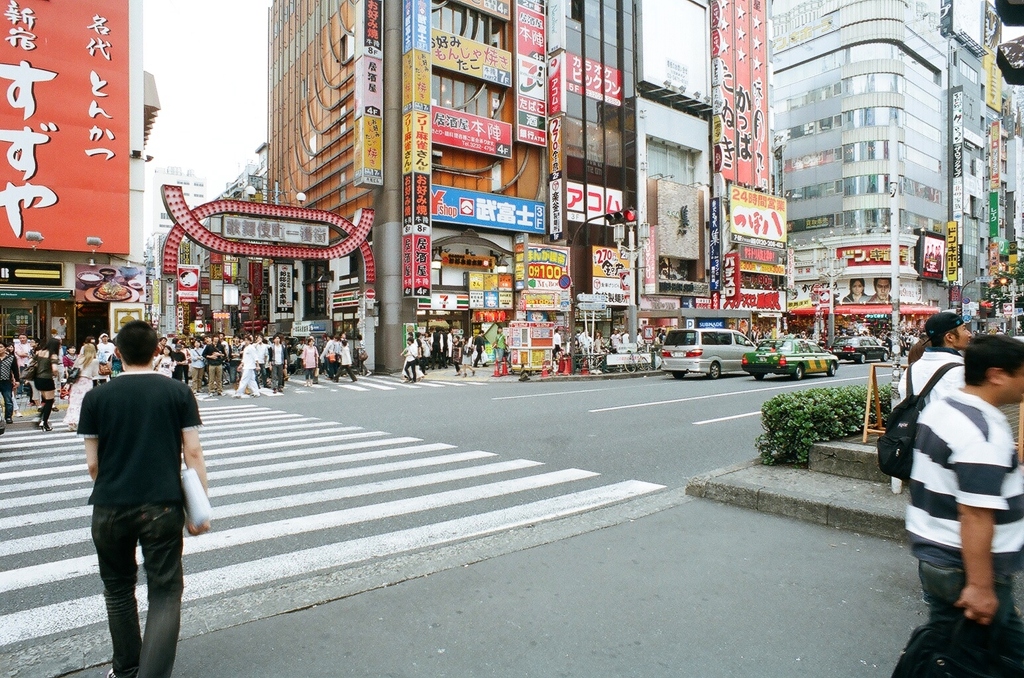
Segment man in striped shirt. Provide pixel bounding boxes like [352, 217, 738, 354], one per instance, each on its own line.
[907, 334, 1024, 668]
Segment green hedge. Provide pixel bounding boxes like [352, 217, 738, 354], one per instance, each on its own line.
[756, 384, 893, 466]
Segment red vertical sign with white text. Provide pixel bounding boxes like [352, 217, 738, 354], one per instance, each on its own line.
[0, 1, 131, 253]
[711, 0, 769, 190]
[515, 0, 547, 146]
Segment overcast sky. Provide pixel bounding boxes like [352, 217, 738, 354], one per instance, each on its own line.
[143, 0, 272, 221]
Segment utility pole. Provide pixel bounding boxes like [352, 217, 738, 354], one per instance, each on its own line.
[888, 118, 903, 495]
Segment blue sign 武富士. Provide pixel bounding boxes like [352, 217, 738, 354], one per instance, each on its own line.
[430, 187, 545, 235]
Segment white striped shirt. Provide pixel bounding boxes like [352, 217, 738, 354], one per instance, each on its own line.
[907, 390, 1024, 575]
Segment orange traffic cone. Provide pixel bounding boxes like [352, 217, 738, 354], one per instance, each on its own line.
[541, 362, 549, 378]
[493, 360, 501, 377]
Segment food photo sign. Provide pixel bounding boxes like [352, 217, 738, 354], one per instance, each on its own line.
[74, 263, 146, 303]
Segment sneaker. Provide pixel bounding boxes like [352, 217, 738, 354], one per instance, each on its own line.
[5, 418, 11, 424]
[232, 394, 242, 399]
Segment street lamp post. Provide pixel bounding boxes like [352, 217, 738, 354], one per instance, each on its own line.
[811, 241, 845, 347]
[613, 220, 647, 346]
[564, 211, 627, 373]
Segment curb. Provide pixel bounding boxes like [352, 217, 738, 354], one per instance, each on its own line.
[685, 458, 906, 541]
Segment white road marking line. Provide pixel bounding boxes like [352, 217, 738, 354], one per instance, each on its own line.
[0, 469, 600, 594]
[0, 459, 543, 557]
[588, 376, 868, 413]
[0, 419, 328, 464]
[196, 404, 265, 412]
[207, 442, 452, 481]
[692, 411, 762, 426]
[492, 388, 611, 401]
[203, 430, 382, 460]
[3, 414, 308, 451]
[353, 379, 395, 391]
[0, 445, 467, 520]
[0, 429, 378, 479]
[335, 383, 369, 392]
[0, 480, 663, 647]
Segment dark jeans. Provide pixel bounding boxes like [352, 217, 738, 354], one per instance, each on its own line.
[271, 363, 284, 390]
[325, 360, 338, 380]
[918, 560, 1024, 672]
[92, 504, 186, 678]
[0, 381, 12, 419]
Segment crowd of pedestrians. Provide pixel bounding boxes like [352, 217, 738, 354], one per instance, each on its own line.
[400, 328, 498, 382]
[0, 329, 372, 430]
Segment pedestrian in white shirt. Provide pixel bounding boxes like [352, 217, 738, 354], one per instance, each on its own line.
[338, 339, 357, 382]
[95, 333, 115, 383]
[233, 338, 262, 398]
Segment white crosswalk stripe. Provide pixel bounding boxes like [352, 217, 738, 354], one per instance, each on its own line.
[0, 403, 663, 650]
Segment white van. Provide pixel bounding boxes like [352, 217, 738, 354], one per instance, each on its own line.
[659, 328, 756, 379]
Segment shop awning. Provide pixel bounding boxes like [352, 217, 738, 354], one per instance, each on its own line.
[0, 288, 73, 300]
[788, 304, 941, 316]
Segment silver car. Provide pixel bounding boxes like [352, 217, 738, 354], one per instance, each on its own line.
[659, 328, 756, 379]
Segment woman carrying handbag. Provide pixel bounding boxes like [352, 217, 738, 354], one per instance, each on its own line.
[64, 343, 100, 431]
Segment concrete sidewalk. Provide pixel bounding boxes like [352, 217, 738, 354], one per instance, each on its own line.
[64, 497, 928, 678]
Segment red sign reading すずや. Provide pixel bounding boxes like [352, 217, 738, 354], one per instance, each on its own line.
[0, 1, 130, 253]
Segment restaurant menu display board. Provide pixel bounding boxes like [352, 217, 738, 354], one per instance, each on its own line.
[75, 263, 146, 303]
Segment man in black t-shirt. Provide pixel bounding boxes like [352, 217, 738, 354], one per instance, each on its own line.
[201, 335, 225, 395]
[80, 321, 209, 678]
[169, 338, 187, 383]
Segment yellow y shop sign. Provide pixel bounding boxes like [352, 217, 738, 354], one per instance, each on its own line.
[431, 30, 512, 87]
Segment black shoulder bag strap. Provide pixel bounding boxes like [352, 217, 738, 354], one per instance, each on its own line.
[912, 363, 960, 402]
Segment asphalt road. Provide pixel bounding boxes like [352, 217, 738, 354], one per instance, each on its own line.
[1, 362, 895, 676]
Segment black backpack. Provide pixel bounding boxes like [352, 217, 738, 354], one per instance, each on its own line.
[877, 362, 959, 480]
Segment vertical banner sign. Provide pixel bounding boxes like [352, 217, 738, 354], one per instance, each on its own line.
[354, 0, 384, 186]
[946, 221, 959, 281]
[786, 247, 795, 293]
[248, 261, 264, 305]
[643, 222, 657, 294]
[176, 265, 200, 303]
[710, 0, 769, 189]
[514, 0, 547, 146]
[513, 233, 527, 291]
[722, 251, 739, 300]
[990, 191, 999, 238]
[990, 120, 1001, 191]
[951, 88, 964, 222]
[276, 264, 293, 311]
[709, 197, 722, 291]
[547, 49, 564, 240]
[548, 115, 564, 241]
[402, 0, 432, 296]
[0, 1, 131, 253]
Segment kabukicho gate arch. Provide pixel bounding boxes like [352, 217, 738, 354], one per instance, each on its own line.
[160, 184, 376, 353]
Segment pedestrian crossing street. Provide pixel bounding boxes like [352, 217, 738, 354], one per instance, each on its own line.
[195, 373, 488, 400]
[0, 403, 664, 649]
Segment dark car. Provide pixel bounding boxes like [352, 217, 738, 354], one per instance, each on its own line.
[829, 336, 889, 364]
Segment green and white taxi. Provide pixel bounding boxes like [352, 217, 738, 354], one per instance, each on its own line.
[741, 338, 840, 381]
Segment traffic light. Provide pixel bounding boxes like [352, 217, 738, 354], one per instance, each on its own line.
[605, 208, 637, 225]
[997, 1, 1024, 85]
[997, 276, 1012, 287]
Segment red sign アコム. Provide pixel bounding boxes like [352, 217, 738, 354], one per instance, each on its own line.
[0, 1, 130, 253]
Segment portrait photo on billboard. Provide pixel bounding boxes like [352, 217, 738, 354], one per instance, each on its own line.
[841, 277, 868, 304]
[918, 232, 946, 280]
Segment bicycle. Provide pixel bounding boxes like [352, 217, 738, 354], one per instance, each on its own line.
[623, 351, 652, 373]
